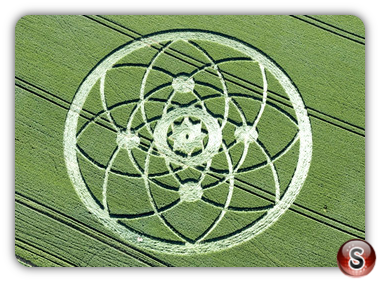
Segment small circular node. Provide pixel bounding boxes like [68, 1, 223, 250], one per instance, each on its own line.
[172, 75, 195, 93]
[179, 182, 203, 202]
[116, 131, 140, 149]
[234, 125, 258, 143]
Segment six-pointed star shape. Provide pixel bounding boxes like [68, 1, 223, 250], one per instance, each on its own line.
[169, 117, 206, 155]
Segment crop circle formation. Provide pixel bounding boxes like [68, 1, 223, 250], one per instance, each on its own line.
[64, 30, 312, 254]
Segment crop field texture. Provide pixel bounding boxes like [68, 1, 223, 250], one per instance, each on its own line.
[15, 15, 365, 267]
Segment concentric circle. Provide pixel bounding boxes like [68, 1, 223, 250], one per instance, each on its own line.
[64, 30, 312, 254]
[154, 106, 222, 166]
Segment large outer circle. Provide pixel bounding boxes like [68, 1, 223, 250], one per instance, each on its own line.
[64, 30, 312, 254]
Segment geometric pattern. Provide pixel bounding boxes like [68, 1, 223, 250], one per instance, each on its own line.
[63, 30, 312, 254]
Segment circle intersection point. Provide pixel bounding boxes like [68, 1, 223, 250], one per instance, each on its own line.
[64, 30, 313, 254]
[172, 75, 195, 93]
[179, 181, 203, 202]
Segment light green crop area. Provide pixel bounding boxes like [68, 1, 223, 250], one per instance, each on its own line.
[15, 15, 364, 266]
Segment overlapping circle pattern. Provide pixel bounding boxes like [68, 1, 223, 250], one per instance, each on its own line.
[64, 31, 312, 254]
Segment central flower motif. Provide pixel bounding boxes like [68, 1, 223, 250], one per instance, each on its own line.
[169, 117, 206, 155]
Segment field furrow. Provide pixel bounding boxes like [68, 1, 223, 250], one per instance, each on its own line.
[15, 192, 170, 267]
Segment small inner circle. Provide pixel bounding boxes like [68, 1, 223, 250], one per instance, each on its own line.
[153, 106, 223, 167]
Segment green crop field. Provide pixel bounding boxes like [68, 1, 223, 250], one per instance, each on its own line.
[15, 15, 365, 267]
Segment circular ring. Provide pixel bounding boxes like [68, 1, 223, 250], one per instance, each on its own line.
[64, 30, 312, 254]
[153, 106, 222, 166]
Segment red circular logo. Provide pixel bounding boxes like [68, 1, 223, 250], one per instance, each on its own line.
[337, 239, 376, 277]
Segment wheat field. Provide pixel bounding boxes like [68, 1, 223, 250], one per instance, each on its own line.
[15, 15, 365, 267]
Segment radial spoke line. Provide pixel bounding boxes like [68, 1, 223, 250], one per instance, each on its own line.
[142, 145, 187, 243]
[230, 98, 248, 126]
[231, 93, 298, 126]
[76, 109, 108, 139]
[199, 160, 212, 184]
[189, 57, 253, 79]
[191, 89, 206, 110]
[197, 142, 235, 243]
[234, 141, 250, 173]
[112, 63, 176, 79]
[99, 75, 120, 132]
[138, 144, 162, 203]
[188, 41, 230, 130]
[111, 198, 180, 220]
[138, 41, 173, 136]
[254, 139, 281, 203]
[165, 159, 182, 186]
[126, 149, 145, 177]
[252, 64, 268, 129]
[102, 146, 122, 214]
[201, 197, 272, 213]
[126, 42, 173, 134]
[225, 129, 299, 173]
[147, 164, 188, 181]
